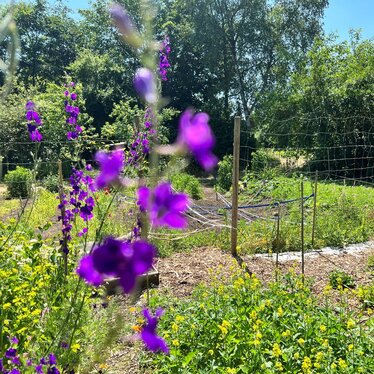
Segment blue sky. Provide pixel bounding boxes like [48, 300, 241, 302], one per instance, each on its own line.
[324, 0, 374, 40]
[44, 0, 374, 41]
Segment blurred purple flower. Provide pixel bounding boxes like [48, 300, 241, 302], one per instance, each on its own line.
[134, 68, 157, 104]
[76, 255, 103, 287]
[95, 149, 124, 189]
[137, 183, 188, 229]
[77, 237, 155, 293]
[25, 101, 35, 110]
[178, 109, 218, 171]
[70, 93, 77, 101]
[141, 308, 169, 354]
[109, 3, 141, 47]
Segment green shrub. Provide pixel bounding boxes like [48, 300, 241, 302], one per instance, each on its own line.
[329, 270, 356, 289]
[171, 173, 203, 200]
[4, 166, 33, 198]
[251, 148, 281, 174]
[216, 155, 232, 192]
[41, 174, 60, 193]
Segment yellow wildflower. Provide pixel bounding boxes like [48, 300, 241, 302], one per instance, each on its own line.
[71, 343, 80, 353]
[346, 319, 355, 329]
[208, 349, 214, 355]
[175, 315, 185, 322]
[338, 358, 347, 369]
[272, 343, 282, 357]
[172, 339, 179, 346]
[294, 352, 300, 360]
[319, 324, 327, 333]
[302, 357, 312, 372]
[131, 325, 142, 333]
[348, 344, 354, 351]
[282, 330, 291, 339]
[277, 306, 284, 317]
[298, 338, 305, 345]
[171, 323, 179, 332]
[275, 361, 283, 371]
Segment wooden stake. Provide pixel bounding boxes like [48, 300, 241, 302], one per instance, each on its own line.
[0, 155, 3, 182]
[301, 180, 305, 279]
[231, 116, 241, 256]
[311, 171, 318, 247]
[275, 202, 280, 281]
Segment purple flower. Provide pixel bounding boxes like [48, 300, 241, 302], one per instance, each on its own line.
[29, 127, 43, 142]
[70, 93, 77, 101]
[109, 3, 141, 47]
[77, 237, 156, 293]
[25, 101, 35, 110]
[76, 255, 103, 287]
[141, 308, 169, 354]
[47, 368, 60, 374]
[9, 369, 21, 374]
[95, 149, 124, 189]
[85, 164, 92, 171]
[48, 354, 57, 366]
[9, 336, 19, 344]
[5, 348, 17, 358]
[12, 356, 21, 366]
[159, 36, 171, 81]
[134, 68, 157, 104]
[25, 102, 43, 142]
[178, 109, 218, 171]
[137, 183, 188, 229]
[35, 364, 43, 374]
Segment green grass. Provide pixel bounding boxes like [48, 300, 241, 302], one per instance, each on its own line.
[0, 199, 20, 219]
[236, 176, 374, 253]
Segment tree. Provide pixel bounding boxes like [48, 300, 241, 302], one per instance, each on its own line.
[255, 33, 374, 179]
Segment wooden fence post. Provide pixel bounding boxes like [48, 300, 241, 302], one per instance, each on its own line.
[301, 180, 305, 280]
[231, 116, 241, 256]
[311, 171, 318, 247]
[275, 202, 281, 281]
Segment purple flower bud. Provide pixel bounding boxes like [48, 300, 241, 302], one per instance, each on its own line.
[70, 93, 77, 100]
[109, 3, 141, 47]
[134, 68, 157, 104]
[25, 101, 35, 110]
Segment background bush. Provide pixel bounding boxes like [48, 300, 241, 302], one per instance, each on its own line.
[4, 166, 33, 198]
[171, 173, 203, 200]
[41, 173, 60, 193]
[216, 155, 232, 192]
